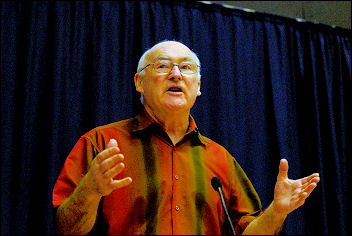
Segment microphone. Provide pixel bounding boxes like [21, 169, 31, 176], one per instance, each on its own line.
[211, 177, 236, 235]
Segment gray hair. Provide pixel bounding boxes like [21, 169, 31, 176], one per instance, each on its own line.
[136, 40, 201, 80]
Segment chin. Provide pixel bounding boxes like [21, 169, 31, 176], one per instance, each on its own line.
[165, 102, 188, 111]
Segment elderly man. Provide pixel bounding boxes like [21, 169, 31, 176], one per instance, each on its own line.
[53, 40, 320, 235]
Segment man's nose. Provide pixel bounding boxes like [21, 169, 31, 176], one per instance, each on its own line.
[168, 65, 182, 80]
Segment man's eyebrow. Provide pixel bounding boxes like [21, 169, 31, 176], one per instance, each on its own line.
[155, 55, 195, 61]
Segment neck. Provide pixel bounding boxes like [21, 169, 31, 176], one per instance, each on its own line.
[144, 105, 190, 145]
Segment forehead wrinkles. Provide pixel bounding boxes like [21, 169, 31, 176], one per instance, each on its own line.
[148, 43, 195, 63]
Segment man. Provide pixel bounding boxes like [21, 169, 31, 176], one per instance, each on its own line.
[52, 40, 320, 235]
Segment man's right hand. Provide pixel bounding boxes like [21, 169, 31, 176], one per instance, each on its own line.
[56, 139, 132, 234]
[84, 138, 133, 197]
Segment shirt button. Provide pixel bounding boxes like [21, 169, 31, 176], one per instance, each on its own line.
[175, 205, 180, 211]
[175, 175, 179, 180]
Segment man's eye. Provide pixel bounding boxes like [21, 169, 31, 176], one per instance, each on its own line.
[181, 65, 191, 69]
[180, 63, 196, 70]
[158, 64, 169, 68]
[155, 61, 171, 69]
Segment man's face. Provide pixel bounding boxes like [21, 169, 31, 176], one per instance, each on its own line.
[134, 42, 201, 113]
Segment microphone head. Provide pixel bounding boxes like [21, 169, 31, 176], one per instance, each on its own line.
[211, 177, 222, 190]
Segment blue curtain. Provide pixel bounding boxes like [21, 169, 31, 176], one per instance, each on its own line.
[1, 1, 351, 235]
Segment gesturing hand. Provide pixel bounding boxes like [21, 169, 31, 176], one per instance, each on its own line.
[85, 139, 133, 197]
[273, 159, 320, 215]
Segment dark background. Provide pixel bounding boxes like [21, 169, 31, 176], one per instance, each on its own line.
[1, 1, 351, 235]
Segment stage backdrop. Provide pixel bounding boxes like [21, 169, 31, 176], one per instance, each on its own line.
[1, 1, 351, 235]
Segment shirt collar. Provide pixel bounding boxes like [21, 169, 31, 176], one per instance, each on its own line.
[131, 107, 208, 146]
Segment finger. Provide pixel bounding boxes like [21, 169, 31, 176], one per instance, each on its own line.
[107, 139, 118, 148]
[100, 154, 124, 174]
[302, 182, 318, 196]
[294, 192, 308, 209]
[111, 177, 133, 189]
[295, 182, 317, 207]
[95, 146, 120, 163]
[104, 162, 126, 180]
[301, 176, 320, 189]
[299, 173, 320, 186]
[277, 159, 288, 180]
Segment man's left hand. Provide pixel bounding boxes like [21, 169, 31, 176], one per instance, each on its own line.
[273, 159, 320, 215]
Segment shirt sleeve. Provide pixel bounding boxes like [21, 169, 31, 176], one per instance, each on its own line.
[52, 136, 99, 208]
[229, 156, 263, 235]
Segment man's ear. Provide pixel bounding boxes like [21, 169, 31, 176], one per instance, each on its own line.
[134, 73, 144, 94]
[197, 79, 201, 96]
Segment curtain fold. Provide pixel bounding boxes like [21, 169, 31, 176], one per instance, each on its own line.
[1, 1, 351, 235]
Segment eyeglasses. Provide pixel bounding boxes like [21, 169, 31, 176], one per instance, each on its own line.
[139, 60, 200, 75]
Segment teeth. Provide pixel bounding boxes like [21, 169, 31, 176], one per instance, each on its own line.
[169, 87, 181, 92]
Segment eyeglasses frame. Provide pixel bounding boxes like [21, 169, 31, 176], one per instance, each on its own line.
[138, 60, 200, 75]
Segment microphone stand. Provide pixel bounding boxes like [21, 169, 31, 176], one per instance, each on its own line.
[211, 177, 236, 235]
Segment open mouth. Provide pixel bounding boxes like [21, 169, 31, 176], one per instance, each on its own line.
[167, 87, 183, 93]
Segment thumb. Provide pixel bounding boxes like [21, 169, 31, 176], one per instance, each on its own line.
[107, 139, 118, 148]
[278, 159, 288, 180]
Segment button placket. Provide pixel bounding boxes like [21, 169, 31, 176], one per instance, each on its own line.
[172, 147, 181, 214]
